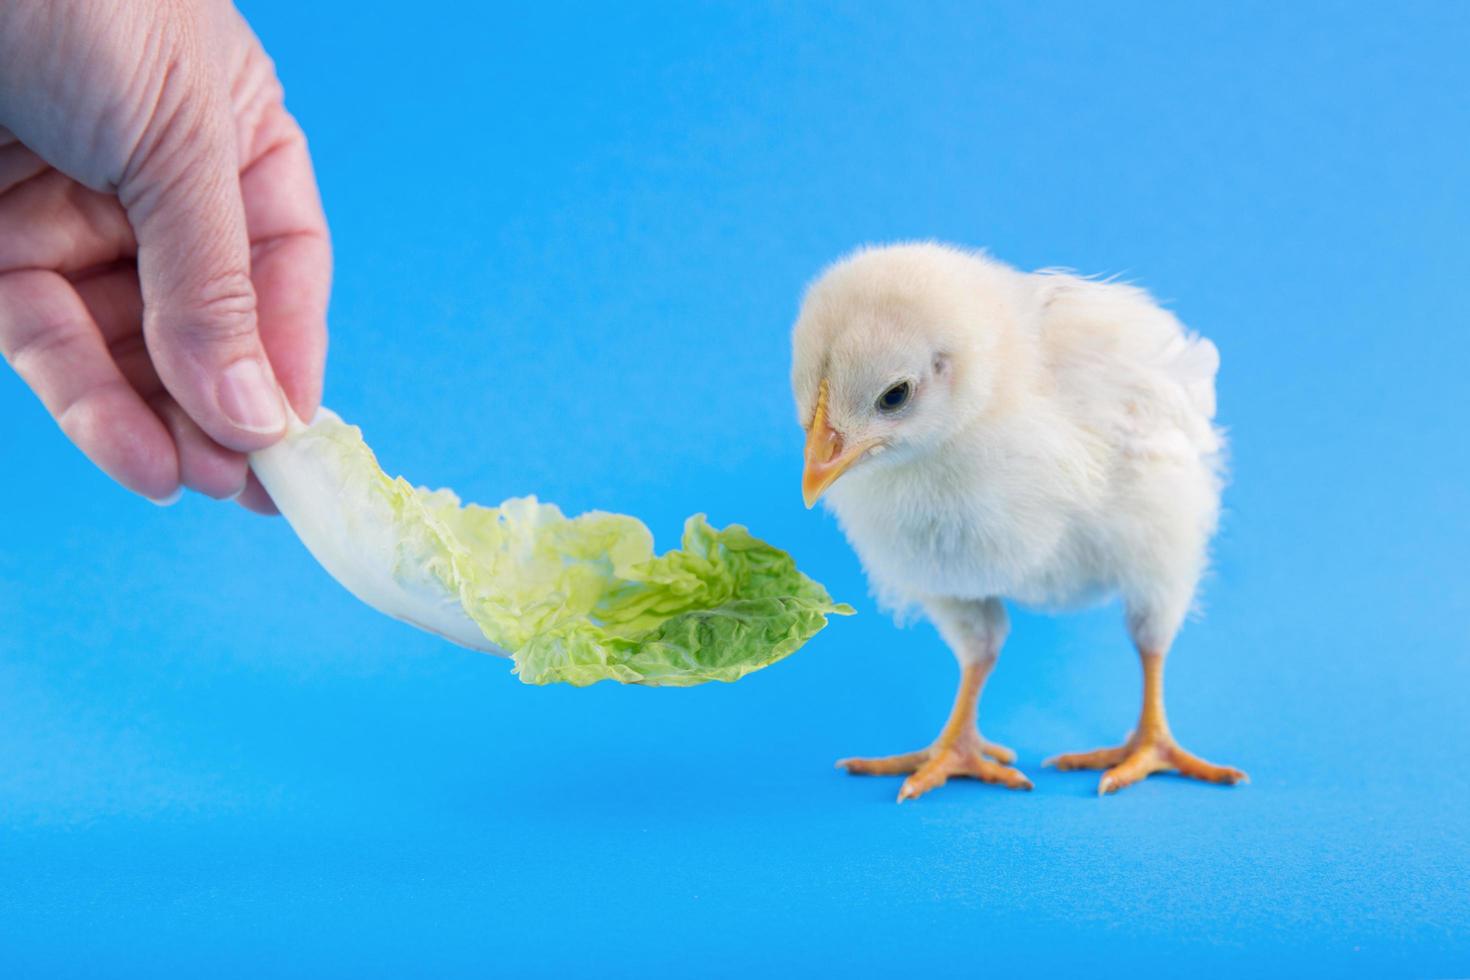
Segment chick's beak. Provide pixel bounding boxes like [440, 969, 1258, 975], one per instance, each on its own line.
[802, 380, 877, 508]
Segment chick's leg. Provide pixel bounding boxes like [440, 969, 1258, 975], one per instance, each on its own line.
[838, 597, 1031, 801]
[1045, 648, 1247, 795]
[838, 659, 1032, 799]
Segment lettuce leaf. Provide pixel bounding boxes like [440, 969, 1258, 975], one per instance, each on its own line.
[248, 410, 851, 686]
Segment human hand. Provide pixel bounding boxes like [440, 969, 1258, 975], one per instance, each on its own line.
[0, 0, 330, 512]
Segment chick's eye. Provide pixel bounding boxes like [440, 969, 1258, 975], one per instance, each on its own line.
[877, 381, 912, 412]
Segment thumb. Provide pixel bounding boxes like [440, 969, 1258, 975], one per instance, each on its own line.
[120, 87, 287, 453]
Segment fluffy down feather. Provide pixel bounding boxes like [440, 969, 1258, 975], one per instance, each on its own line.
[791, 242, 1224, 654]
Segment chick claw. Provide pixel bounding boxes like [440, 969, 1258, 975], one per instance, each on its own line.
[1045, 735, 1247, 796]
[838, 733, 1033, 802]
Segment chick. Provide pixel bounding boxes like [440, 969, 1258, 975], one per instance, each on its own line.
[792, 242, 1246, 800]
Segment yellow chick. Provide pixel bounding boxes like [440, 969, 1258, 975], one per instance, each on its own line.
[792, 242, 1246, 800]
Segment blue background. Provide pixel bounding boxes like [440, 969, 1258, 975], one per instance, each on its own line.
[3, 2, 1467, 975]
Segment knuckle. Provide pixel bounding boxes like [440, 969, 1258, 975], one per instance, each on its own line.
[6, 326, 80, 376]
[174, 268, 259, 345]
[0, 281, 87, 375]
[55, 379, 128, 442]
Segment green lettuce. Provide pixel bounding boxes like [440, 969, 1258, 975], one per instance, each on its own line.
[248, 410, 851, 686]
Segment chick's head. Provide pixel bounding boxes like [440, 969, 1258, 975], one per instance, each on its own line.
[790, 242, 1019, 508]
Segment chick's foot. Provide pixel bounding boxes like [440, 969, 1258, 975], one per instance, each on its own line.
[838, 731, 1032, 802]
[1045, 733, 1247, 795]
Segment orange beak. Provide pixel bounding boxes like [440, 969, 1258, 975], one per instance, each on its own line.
[802, 380, 879, 508]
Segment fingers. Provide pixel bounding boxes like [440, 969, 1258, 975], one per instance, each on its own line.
[120, 80, 288, 454]
[0, 268, 178, 500]
[73, 264, 250, 501]
[0, 169, 135, 272]
[240, 105, 330, 421]
[234, 470, 279, 515]
[148, 394, 250, 501]
[0, 6, 323, 512]
[0, 13, 327, 511]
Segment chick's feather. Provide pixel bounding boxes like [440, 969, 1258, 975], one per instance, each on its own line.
[792, 244, 1224, 655]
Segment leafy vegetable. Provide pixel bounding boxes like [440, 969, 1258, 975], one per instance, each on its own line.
[249, 410, 851, 686]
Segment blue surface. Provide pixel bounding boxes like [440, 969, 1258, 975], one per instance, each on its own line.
[3, 2, 1468, 975]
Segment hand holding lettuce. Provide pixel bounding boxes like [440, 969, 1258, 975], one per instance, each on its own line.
[249, 411, 851, 686]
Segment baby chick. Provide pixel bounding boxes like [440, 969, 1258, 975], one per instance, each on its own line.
[792, 242, 1246, 800]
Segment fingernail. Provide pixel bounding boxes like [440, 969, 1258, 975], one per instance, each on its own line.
[148, 488, 183, 507]
[217, 358, 286, 434]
